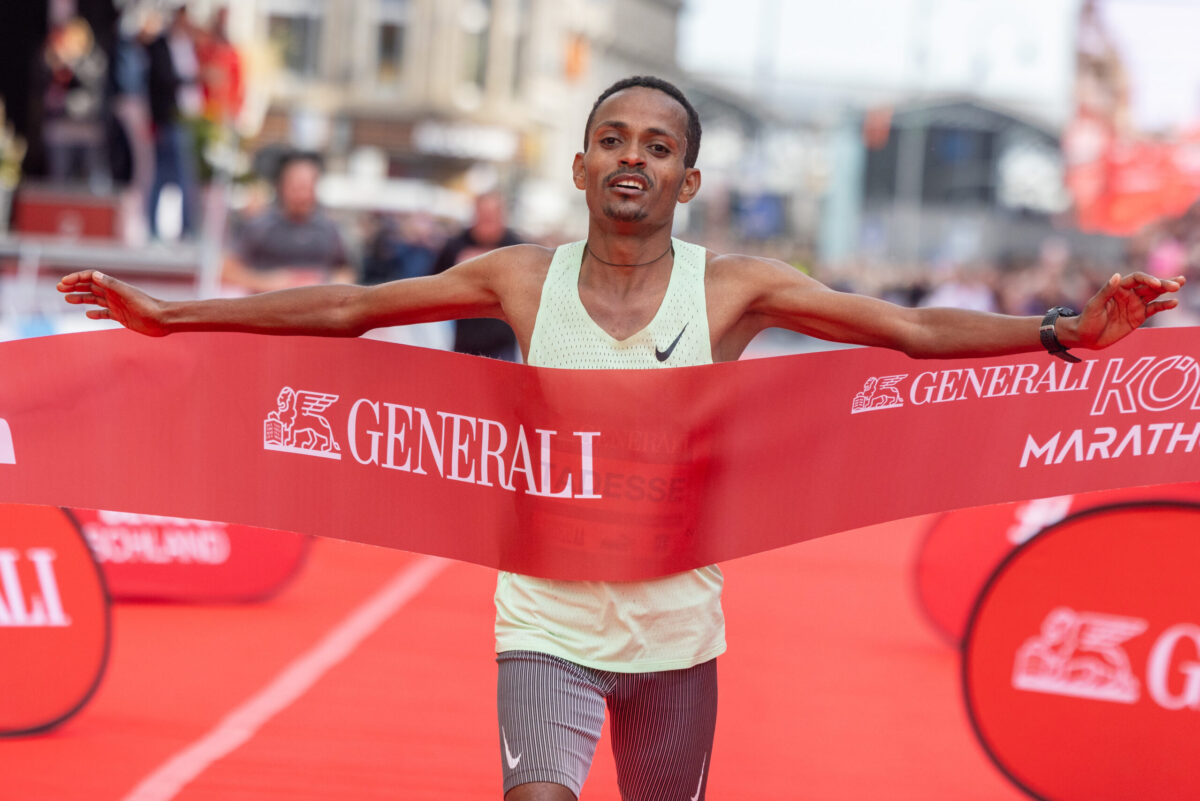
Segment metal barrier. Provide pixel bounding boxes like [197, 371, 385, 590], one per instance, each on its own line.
[0, 234, 221, 323]
[1, 178, 228, 322]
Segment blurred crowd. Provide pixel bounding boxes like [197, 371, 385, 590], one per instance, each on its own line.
[38, 3, 241, 241]
[9, 2, 1199, 349]
[818, 244, 1108, 319]
[224, 154, 525, 360]
[813, 218, 1200, 327]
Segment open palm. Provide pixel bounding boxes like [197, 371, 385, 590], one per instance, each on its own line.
[1074, 272, 1185, 349]
[57, 271, 171, 337]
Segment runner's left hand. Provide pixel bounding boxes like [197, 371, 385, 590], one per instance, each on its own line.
[1067, 272, 1186, 350]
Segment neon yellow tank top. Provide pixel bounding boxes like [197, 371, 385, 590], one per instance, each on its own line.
[493, 238, 726, 672]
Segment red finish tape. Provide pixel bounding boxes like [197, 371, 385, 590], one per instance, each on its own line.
[4, 329, 1200, 579]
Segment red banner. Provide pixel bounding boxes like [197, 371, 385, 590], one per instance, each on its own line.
[914, 482, 1200, 645]
[964, 503, 1200, 801]
[4, 328, 1200, 580]
[1065, 116, 1200, 235]
[70, 509, 312, 602]
[0, 504, 109, 736]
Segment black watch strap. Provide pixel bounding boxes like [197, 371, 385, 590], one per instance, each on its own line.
[1040, 306, 1081, 363]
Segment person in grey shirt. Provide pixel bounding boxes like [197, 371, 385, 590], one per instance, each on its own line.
[222, 151, 353, 293]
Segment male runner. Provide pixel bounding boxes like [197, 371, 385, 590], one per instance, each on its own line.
[59, 76, 1183, 801]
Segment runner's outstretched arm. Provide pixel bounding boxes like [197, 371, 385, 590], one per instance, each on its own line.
[736, 258, 1185, 359]
[57, 246, 529, 337]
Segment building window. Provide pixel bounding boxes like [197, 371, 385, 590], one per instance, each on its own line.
[459, 0, 492, 92]
[265, 0, 323, 77]
[512, 0, 530, 95]
[376, 0, 410, 85]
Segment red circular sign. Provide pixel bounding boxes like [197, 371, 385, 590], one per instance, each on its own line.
[0, 504, 110, 736]
[963, 503, 1200, 801]
[69, 509, 312, 602]
[915, 482, 1200, 645]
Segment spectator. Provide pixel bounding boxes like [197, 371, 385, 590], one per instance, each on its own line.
[168, 8, 203, 120]
[919, 264, 999, 312]
[1148, 219, 1188, 279]
[432, 191, 523, 360]
[40, 16, 109, 191]
[361, 211, 441, 285]
[194, 7, 243, 127]
[111, 9, 154, 243]
[222, 151, 353, 293]
[397, 212, 443, 278]
[190, 6, 242, 183]
[142, 9, 198, 239]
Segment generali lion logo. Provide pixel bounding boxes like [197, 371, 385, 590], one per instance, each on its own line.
[0, 418, 14, 464]
[850, 374, 907, 414]
[1012, 607, 1148, 704]
[263, 387, 342, 460]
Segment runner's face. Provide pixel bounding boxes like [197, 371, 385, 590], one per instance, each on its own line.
[574, 87, 699, 227]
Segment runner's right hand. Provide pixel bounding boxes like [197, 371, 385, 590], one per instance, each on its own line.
[57, 271, 171, 337]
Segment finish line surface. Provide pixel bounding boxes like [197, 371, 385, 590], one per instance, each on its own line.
[4, 517, 1026, 801]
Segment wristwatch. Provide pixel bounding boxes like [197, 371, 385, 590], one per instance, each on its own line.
[1040, 306, 1081, 363]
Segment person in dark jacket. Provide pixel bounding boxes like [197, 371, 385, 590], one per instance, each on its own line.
[432, 191, 524, 360]
[142, 10, 197, 239]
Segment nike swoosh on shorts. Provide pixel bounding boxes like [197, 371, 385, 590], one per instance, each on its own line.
[502, 727, 522, 769]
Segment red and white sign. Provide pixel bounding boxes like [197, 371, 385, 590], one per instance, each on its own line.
[0, 417, 14, 464]
[963, 503, 1200, 801]
[0, 504, 110, 736]
[71, 509, 311, 602]
[914, 482, 1200, 644]
[5, 329, 1200, 579]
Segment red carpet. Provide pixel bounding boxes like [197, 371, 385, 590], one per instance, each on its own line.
[4, 517, 1028, 800]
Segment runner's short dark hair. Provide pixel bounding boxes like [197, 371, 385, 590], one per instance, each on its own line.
[584, 76, 702, 168]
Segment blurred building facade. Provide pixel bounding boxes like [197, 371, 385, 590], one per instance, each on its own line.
[0, 0, 855, 260]
[680, 0, 1115, 268]
[855, 98, 1115, 266]
[216, 0, 726, 238]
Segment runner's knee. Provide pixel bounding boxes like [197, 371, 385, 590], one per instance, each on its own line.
[504, 780, 577, 801]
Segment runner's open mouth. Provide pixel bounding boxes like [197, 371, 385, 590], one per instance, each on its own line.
[608, 174, 649, 192]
